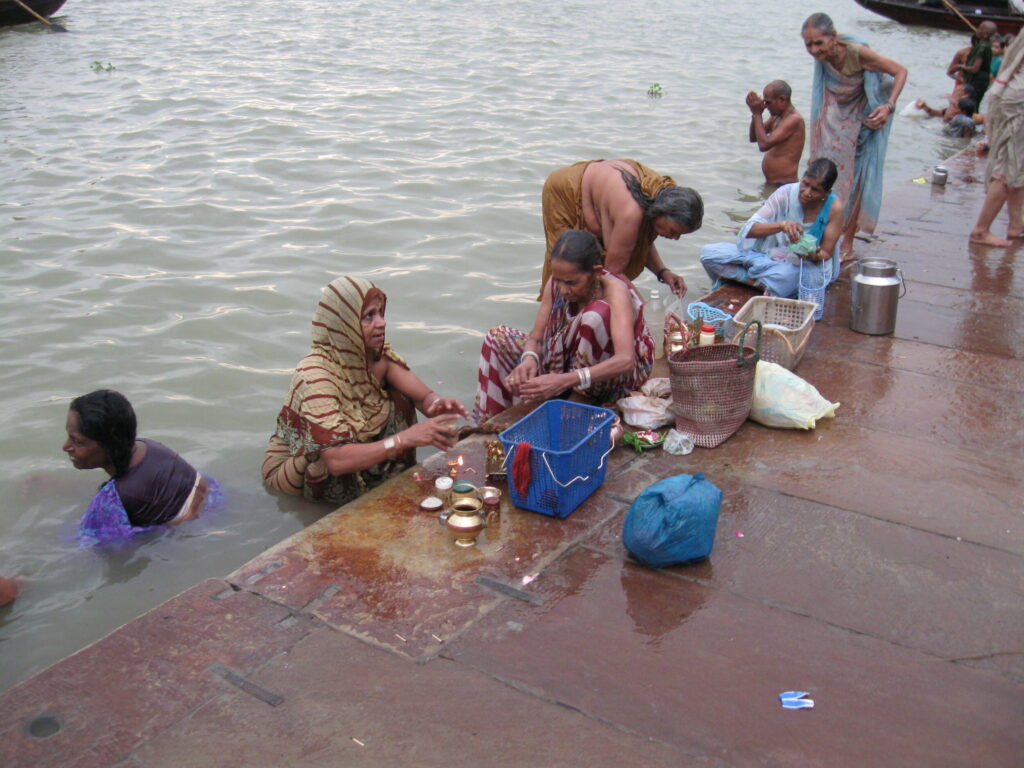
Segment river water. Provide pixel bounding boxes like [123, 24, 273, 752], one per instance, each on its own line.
[0, 0, 972, 690]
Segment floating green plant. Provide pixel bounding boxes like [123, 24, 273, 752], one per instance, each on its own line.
[647, 82, 663, 98]
[91, 61, 116, 73]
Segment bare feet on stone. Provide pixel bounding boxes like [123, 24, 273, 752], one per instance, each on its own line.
[969, 229, 1013, 247]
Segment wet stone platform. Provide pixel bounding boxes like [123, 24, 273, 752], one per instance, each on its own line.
[3, 150, 1022, 767]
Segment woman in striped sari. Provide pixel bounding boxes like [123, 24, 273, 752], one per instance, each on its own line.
[262, 276, 467, 506]
[473, 230, 654, 423]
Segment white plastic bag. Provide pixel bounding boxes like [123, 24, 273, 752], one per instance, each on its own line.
[617, 378, 673, 429]
[750, 361, 839, 429]
[663, 429, 695, 455]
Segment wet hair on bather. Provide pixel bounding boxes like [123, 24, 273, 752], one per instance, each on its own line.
[958, 98, 977, 117]
[551, 229, 603, 272]
[802, 12, 835, 36]
[70, 390, 137, 478]
[803, 158, 839, 192]
[617, 170, 704, 232]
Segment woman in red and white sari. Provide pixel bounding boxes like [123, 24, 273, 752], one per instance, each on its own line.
[473, 230, 654, 423]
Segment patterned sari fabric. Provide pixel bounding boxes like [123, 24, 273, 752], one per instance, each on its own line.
[473, 271, 653, 422]
[810, 37, 893, 234]
[262, 276, 413, 507]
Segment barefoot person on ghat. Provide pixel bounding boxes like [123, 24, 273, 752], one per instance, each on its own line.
[746, 79, 806, 187]
[970, 30, 1024, 247]
[802, 12, 907, 262]
[538, 159, 703, 298]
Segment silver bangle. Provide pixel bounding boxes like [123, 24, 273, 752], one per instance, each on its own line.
[383, 436, 397, 458]
[576, 367, 592, 390]
[520, 350, 541, 366]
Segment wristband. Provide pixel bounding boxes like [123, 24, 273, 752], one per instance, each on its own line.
[655, 267, 669, 283]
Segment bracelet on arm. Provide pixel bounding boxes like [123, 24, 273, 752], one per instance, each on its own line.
[520, 350, 541, 367]
[575, 367, 592, 391]
[885, 102, 896, 113]
[383, 436, 398, 459]
[423, 392, 441, 411]
[655, 267, 669, 284]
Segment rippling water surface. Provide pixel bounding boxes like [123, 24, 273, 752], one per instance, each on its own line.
[0, 0, 969, 689]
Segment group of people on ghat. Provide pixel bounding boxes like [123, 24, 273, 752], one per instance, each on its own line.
[908, 19, 1024, 247]
[30, 12, 1021, 582]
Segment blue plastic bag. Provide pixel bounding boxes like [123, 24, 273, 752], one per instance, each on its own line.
[622, 473, 722, 568]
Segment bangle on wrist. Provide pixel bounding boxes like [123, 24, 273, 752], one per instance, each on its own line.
[384, 436, 397, 459]
[575, 367, 592, 390]
[655, 267, 669, 283]
[520, 349, 541, 366]
[886, 102, 895, 113]
[423, 392, 440, 411]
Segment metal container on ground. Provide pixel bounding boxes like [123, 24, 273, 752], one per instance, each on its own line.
[849, 258, 906, 335]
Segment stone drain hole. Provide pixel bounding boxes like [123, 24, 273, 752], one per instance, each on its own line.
[28, 714, 61, 739]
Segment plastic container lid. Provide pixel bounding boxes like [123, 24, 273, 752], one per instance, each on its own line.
[701, 323, 715, 333]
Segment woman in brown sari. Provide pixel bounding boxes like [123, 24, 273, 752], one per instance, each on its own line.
[262, 276, 467, 506]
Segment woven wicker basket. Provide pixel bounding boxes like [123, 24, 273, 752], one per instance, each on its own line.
[668, 321, 762, 448]
[727, 297, 816, 370]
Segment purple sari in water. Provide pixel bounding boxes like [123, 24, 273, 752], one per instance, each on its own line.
[78, 475, 223, 545]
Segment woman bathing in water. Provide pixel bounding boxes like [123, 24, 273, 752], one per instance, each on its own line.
[65, 390, 218, 541]
[262, 276, 467, 506]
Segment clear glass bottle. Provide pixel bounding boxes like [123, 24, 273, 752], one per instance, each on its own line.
[647, 289, 666, 359]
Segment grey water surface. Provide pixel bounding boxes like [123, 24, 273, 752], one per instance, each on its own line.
[0, 0, 970, 690]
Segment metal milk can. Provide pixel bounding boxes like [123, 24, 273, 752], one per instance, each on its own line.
[849, 258, 906, 335]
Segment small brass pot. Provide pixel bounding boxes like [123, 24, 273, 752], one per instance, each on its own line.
[446, 498, 486, 548]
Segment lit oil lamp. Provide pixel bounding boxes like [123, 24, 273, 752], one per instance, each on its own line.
[447, 454, 464, 478]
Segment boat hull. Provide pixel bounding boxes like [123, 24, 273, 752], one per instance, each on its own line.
[0, 0, 68, 27]
[854, 0, 1023, 35]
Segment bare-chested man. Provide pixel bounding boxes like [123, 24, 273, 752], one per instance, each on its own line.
[746, 80, 806, 186]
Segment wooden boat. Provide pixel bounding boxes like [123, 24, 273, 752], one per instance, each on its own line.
[854, 0, 1024, 35]
[0, 0, 67, 27]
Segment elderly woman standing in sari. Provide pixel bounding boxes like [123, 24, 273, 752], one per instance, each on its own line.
[262, 276, 467, 506]
[802, 12, 907, 261]
[474, 229, 653, 423]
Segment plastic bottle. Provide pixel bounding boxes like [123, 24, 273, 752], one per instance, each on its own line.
[698, 322, 716, 347]
[647, 289, 666, 359]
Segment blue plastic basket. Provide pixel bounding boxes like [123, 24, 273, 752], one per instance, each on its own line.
[686, 301, 733, 340]
[498, 400, 616, 518]
[798, 260, 829, 321]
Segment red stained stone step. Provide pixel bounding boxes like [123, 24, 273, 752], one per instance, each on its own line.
[794, 351, 1024, 456]
[228, 436, 629, 659]
[0, 579, 312, 768]
[808, 323, 1024, 394]
[599, 419, 1024, 556]
[446, 548, 1024, 768]
[585, 477, 1024, 680]
[133, 625, 712, 768]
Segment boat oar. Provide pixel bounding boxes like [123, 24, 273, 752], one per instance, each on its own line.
[939, 0, 978, 33]
[11, 0, 68, 32]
